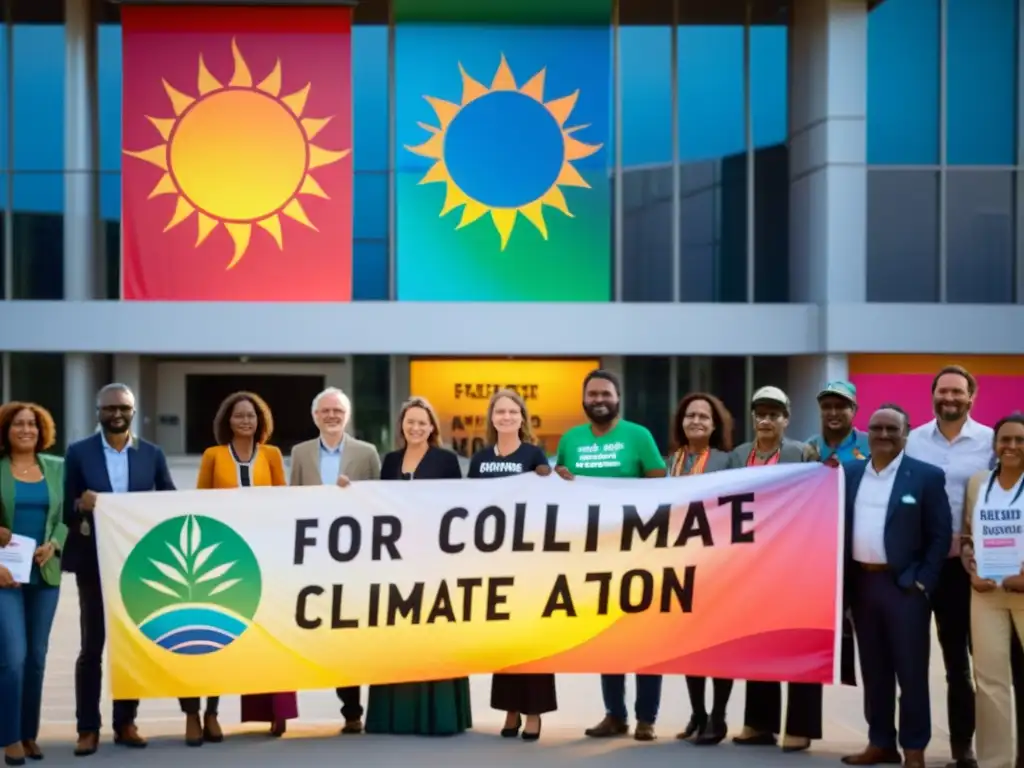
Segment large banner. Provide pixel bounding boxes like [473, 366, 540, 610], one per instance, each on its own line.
[121, 5, 352, 301]
[95, 464, 843, 699]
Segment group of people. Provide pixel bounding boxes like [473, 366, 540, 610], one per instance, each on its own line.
[0, 364, 1021, 768]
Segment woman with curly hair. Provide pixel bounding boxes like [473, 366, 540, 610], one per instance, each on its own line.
[179, 392, 296, 746]
[0, 402, 66, 765]
[666, 393, 737, 747]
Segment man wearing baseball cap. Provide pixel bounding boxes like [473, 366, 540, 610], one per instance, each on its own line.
[806, 381, 870, 467]
[729, 386, 822, 753]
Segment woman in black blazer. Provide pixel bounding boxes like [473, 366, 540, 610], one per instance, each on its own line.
[366, 397, 468, 736]
[378, 396, 462, 480]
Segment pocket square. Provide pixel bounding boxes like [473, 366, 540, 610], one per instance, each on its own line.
[901, 493, 917, 504]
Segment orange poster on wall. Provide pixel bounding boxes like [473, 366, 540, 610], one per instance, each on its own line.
[121, 5, 352, 300]
[409, 359, 600, 457]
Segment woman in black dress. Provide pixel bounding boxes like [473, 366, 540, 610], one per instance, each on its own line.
[366, 396, 471, 737]
[467, 389, 555, 742]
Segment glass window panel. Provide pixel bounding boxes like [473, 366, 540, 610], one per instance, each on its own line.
[753, 145, 789, 302]
[750, 25, 787, 151]
[621, 25, 672, 302]
[0, 21, 8, 170]
[624, 356, 671, 455]
[622, 26, 671, 168]
[351, 354, 391, 451]
[867, 0, 939, 164]
[712, 356, 747, 444]
[866, 170, 939, 302]
[98, 24, 123, 172]
[101, 172, 121, 299]
[353, 25, 388, 171]
[12, 24, 65, 170]
[353, 238, 387, 300]
[0, 173, 6, 300]
[946, 171, 1015, 304]
[10, 353, 65, 453]
[622, 168, 672, 302]
[12, 173, 64, 299]
[946, 0, 1017, 165]
[354, 171, 387, 241]
[678, 25, 746, 302]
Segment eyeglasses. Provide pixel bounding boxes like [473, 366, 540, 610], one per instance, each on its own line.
[99, 405, 133, 414]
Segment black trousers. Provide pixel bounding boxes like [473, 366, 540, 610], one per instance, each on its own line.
[337, 686, 362, 721]
[180, 697, 220, 715]
[686, 676, 733, 720]
[933, 557, 974, 751]
[75, 574, 138, 733]
[743, 681, 823, 739]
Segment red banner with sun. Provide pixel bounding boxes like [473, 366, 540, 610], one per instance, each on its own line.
[121, 6, 352, 301]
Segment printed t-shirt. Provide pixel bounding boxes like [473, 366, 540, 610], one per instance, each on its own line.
[555, 419, 666, 479]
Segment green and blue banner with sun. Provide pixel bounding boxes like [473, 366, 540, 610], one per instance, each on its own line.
[396, 27, 612, 301]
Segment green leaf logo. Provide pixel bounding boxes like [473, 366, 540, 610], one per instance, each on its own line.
[119, 514, 262, 656]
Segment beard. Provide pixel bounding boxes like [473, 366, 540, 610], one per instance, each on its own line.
[101, 418, 132, 434]
[935, 402, 968, 422]
[584, 401, 620, 425]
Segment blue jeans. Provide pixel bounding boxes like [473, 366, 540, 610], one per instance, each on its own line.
[601, 674, 662, 724]
[0, 585, 61, 747]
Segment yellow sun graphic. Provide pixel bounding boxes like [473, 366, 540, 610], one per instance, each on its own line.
[406, 54, 602, 250]
[124, 39, 350, 269]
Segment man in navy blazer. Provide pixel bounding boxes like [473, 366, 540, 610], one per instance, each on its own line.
[62, 383, 176, 756]
[841, 405, 951, 768]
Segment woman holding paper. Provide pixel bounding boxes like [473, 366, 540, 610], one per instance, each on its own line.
[365, 396, 472, 737]
[667, 393, 736, 747]
[468, 389, 555, 742]
[0, 402, 66, 766]
[180, 391, 297, 746]
[961, 413, 1024, 768]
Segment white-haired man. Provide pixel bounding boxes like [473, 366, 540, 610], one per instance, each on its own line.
[289, 387, 381, 733]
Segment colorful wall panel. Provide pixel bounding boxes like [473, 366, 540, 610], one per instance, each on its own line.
[121, 6, 352, 301]
[849, 354, 1024, 430]
[395, 24, 612, 300]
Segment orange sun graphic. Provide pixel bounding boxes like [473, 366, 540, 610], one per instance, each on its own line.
[124, 39, 350, 269]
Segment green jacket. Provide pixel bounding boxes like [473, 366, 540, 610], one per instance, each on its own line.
[0, 454, 67, 586]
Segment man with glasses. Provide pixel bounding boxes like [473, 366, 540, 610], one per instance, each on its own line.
[62, 384, 177, 756]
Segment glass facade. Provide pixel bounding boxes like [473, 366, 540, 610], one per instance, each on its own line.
[0, 0, 1020, 306]
[0, 0, 1022, 453]
[866, 0, 1021, 303]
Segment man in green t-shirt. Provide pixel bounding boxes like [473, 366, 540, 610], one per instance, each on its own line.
[555, 369, 667, 741]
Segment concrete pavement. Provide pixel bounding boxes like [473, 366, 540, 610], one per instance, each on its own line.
[30, 458, 957, 766]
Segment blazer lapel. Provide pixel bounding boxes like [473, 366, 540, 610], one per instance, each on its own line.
[89, 435, 114, 493]
[0, 458, 14, 529]
[127, 442, 143, 492]
[337, 435, 354, 480]
[885, 463, 914, 526]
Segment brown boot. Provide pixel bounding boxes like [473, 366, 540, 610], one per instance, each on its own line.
[20, 740, 42, 760]
[341, 718, 363, 735]
[583, 716, 628, 738]
[903, 749, 926, 768]
[113, 724, 147, 749]
[185, 714, 203, 747]
[3, 743, 26, 766]
[634, 721, 656, 741]
[74, 732, 99, 757]
[842, 745, 903, 765]
[203, 713, 224, 743]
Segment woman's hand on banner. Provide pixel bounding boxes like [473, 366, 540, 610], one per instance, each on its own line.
[554, 465, 574, 481]
[0, 526, 10, 547]
[0, 564, 17, 588]
[535, 464, 552, 477]
[337, 475, 351, 488]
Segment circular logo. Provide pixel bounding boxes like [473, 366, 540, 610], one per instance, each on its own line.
[120, 514, 262, 656]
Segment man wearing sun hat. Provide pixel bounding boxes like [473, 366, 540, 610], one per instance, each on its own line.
[806, 381, 870, 467]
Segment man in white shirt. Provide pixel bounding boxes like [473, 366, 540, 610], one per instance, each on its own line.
[905, 365, 994, 768]
[842, 405, 951, 768]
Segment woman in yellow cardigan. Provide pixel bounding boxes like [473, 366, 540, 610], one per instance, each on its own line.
[178, 391, 296, 747]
